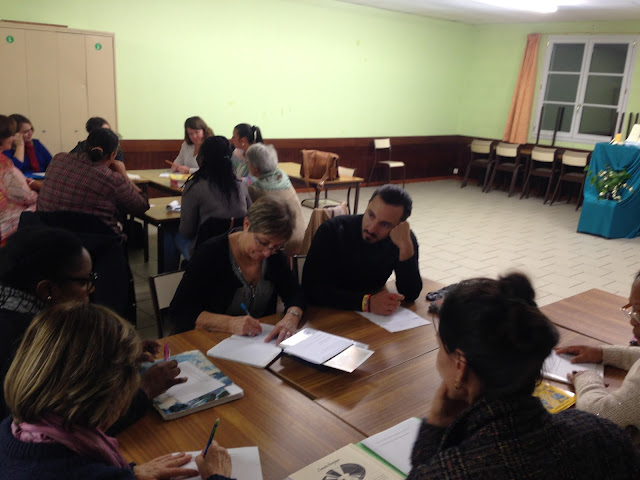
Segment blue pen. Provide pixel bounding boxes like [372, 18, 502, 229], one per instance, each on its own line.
[240, 302, 250, 316]
[203, 418, 220, 457]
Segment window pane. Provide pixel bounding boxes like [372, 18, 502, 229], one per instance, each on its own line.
[541, 103, 573, 132]
[549, 44, 584, 72]
[544, 74, 579, 102]
[590, 44, 628, 74]
[578, 106, 617, 136]
[584, 75, 623, 106]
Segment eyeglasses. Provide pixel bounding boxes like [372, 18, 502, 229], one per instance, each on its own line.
[621, 303, 640, 323]
[253, 234, 285, 253]
[61, 272, 98, 291]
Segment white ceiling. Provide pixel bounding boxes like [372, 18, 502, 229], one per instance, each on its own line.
[338, 0, 640, 24]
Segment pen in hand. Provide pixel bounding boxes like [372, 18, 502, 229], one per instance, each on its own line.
[163, 343, 170, 362]
[203, 418, 220, 457]
[164, 160, 174, 167]
[240, 302, 251, 316]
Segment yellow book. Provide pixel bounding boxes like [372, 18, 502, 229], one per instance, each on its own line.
[533, 382, 575, 414]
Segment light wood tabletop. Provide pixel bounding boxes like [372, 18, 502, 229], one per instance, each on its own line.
[128, 168, 185, 195]
[116, 329, 364, 480]
[541, 288, 631, 346]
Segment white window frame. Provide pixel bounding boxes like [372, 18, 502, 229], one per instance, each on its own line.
[532, 34, 639, 145]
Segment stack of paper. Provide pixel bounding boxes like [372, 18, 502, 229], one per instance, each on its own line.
[178, 447, 263, 480]
[542, 350, 604, 384]
[358, 307, 430, 332]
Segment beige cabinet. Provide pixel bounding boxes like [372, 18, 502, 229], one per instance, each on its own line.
[0, 22, 117, 154]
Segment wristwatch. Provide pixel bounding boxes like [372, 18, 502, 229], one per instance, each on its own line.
[287, 309, 301, 318]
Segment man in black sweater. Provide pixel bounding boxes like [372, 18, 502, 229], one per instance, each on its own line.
[302, 185, 422, 315]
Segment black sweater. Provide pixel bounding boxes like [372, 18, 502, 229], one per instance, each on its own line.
[302, 215, 422, 311]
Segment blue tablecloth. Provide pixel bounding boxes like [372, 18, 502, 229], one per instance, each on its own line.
[577, 143, 640, 239]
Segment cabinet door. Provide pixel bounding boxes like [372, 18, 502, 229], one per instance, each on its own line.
[25, 30, 61, 155]
[86, 35, 117, 132]
[58, 32, 88, 152]
[0, 28, 28, 119]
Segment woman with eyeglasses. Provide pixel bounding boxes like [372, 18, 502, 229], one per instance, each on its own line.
[557, 271, 640, 444]
[171, 195, 304, 345]
[408, 273, 639, 479]
[0, 227, 186, 429]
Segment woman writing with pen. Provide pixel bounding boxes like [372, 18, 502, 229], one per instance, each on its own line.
[170, 196, 304, 345]
[169, 116, 213, 174]
[0, 302, 232, 479]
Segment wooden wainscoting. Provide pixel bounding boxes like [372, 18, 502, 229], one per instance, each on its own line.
[120, 135, 473, 183]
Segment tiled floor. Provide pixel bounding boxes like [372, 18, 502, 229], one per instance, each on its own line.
[130, 179, 640, 339]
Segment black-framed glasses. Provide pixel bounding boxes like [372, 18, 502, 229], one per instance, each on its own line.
[60, 272, 98, 291]
[253, 234, 285, 253]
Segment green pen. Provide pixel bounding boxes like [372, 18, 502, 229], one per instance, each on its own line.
[203, 418, 220, 457]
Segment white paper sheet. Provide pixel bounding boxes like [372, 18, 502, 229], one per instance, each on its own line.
[358, 307, 431, 332]
[284, 331, 353, 364]
[166, 200, 181, 212]
[164, 361, 225, 404]
[361, 417, 421, 475]
[174, 447, 263, 480]
[207, 337, 282, 368]
[230, 323, 276, 344]
[542, 350, 604, 384]
[159, 172, 172, 177]
[126, 173, 141, 180]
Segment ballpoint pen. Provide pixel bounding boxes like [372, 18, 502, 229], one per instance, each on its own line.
[203, 418, 220, 457]
[164, 342, 170, 362]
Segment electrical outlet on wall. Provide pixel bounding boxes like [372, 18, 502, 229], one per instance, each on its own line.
[453, 168, 459, 174]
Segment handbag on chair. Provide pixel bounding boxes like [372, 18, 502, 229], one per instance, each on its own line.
[300, 150, 339, 189]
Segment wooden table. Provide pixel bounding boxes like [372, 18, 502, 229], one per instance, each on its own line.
[137, 196, 181, 271]
[129, 168, 184, 196]
[269, 279, 444, 399]
[279, 162, 364, 214]
[315, 324, 627, 437]
[541, 288, 631, 346]
[117, 330, 364, 480]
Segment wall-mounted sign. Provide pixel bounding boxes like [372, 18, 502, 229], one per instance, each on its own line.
[6, 35, 14, 44]
[95, 42, 102, 50]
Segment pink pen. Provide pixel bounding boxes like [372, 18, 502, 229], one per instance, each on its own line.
[164, 343, 170, 362]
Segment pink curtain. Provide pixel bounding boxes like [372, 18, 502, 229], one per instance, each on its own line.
[503, 33, 541, 144]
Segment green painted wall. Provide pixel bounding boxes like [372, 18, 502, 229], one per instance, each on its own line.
[0, 0, 470, 139]
[2, 0, 639, 148]
[458, 21, 640, 150]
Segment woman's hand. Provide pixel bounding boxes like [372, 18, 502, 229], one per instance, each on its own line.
[27, 179, 42, 192]
[139, 339, 161, 362]
[133, 452, 198, 480]
[426, 382, 469, 428]
[230, 315, 262, 336]
[195, 442, 232, 479]
[265, 311, 301, 345]
[555, 345, 603, 364]
[13, 132, 24, 148]
[139, 360, 187, 399]
[173, 164, 190, 174]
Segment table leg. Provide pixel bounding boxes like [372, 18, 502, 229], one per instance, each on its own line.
[354, 184, 360, 214]
[157, 224, 165, 274]
[143, 219, 149, 263]
[314, 189, 320, 208]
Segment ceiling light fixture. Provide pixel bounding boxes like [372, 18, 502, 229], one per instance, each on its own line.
[475, 0, 582, 14]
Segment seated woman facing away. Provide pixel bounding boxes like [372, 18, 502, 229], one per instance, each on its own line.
[70, 116, 125, 163]
[230, 123, 263, 179]
[246, 143, 304, 255]
[170, 196, 304, 345]
[2, 114, 51, 175]
[407, 273, 640, 479]
[0, 115, 38, 245]
[170, 116, 213, 174]
[0, 302, 231, 480]
[558, 271, 640, 444]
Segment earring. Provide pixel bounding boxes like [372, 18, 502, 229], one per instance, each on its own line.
[46, 295, 52, 301]
[454, 378, 462, 390]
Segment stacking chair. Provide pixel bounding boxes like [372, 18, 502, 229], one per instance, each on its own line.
[485, 142, 523, 197]
[461, 139, 496, 190]
[520, 146, 559, 203]
[149, 270, 185, 338]
[301, 166, 357, 213]
[550, 150, 591, 209]
[367, 138, 405, 188]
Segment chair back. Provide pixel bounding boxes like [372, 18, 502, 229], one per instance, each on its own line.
[292, 255, 306, 285]
[374, 138, 391, 150]
[299, 150, 339, 181]
[470, 139, 492, 154]
[195, 217, 243, 250]
[338, 166, 356, 177]
[531, 146, 557, 163]
[149, 270, 185, 338]
[562, 150, 590, 167]
[299, 203, 348, 255]
[495, 142, 519, 158]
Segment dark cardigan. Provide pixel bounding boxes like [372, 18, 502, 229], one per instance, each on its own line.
[170, 233, 304, 333]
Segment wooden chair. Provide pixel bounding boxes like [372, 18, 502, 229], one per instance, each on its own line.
[461, 139, 496, 190]
[485, 142, 523, 197]
[301, 166, 357, 213]
[299, 203, 348, 255]
[520, 146, 559, 203]
[149, 270, 185, 338]
[550, 150, 591, 209]
[367, 138, 405, 188]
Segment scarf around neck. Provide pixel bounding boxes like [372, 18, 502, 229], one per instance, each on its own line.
[254, 168, 291, 191]
[24, 141, 40, 173]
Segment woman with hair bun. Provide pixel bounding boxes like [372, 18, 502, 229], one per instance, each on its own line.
[230, 123, 263, 179]
[407, 273, 640, 479]
[37, 128, 149, 238]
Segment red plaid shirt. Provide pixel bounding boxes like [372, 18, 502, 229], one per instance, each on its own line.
[37, 152, 149, 236]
